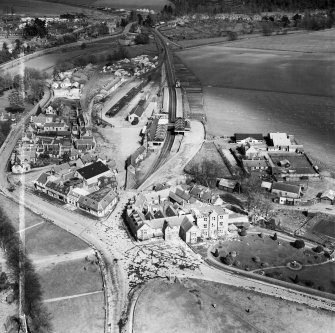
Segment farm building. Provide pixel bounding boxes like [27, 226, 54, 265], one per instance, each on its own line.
[320, 190, 335, 205]
[268, 153, 319, 180]
[268, 132, 304, 152]
[243, 159, 268, 172]
[218, 178, 238, 192]
[272, 182, 302, 205]
[235, 133, 263, 145]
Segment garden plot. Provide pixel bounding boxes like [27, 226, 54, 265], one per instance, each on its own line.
[210, 234, 327, 271]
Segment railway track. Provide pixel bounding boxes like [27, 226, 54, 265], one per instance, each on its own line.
[136, 28, 177, 189]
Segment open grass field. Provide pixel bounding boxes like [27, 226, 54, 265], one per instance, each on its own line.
[264, 262, 335, 294]
[184, 141, 232, 183]
[6, 38, 119, 76]
[176, 30, 335, 171]
[211, 234, 326, 270]
[38, 258, 103, 299]
[133, 278, 335, 333]
[94, 0, 168, 10]
[0, 196, 87, 255]
[2, 0, 99, 16]
[45, 292, 104, 333]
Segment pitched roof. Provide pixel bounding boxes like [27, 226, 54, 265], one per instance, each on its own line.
[272, 182, 301, 195]
[321, 189, 335, 201]
[76, 161, 109, 180]
[169, 191, 184, 204]
[269, 132, 291, 146]
[35, 173, 49, 185]
[78, 188, 117, 212]
[180, 217, 196, 233]
[235, 133, 263, 141]
[243, 159, 268, 168]
[218, 178, 237, 189]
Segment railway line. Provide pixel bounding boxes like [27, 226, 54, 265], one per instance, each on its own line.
[136, 28, 177, 189]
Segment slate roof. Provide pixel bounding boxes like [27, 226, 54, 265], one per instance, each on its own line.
[76, 161, 109, 180]
[78, 188, 117, 212]
[235, 133, 263, 141]
[272, 182, 301, 195]
[35, 173, 49, 185]
[180, 217, 196, 233]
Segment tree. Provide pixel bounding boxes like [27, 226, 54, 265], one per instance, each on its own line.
[137, 13, 144, 25]
[135, 33, 150, 45]
[8, 90, 24, 112]
[239, 228, 247, 236]
[292, 239, 305, 249]
[221, 254, 234, 265]
[293, 274, 299, 283]
[272, 232, 277, 241]
[313, 245, 323, 253]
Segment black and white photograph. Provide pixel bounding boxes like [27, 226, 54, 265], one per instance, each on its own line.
[0, 0, 334, 332]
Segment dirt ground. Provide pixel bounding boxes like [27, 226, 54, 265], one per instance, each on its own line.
[133, 278, 335, 333]
[176, 30, 335, 171]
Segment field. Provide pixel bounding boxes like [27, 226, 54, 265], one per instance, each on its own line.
[6, 38, 120, 76]
[45, 292, 104, 333]
[175, 29, 335, 171]
[94, 0, 168, 10]
[211, 234, 326, 271]
[0, 196, 104, 332]
[133, 278, 335, 333]
[184, 141, 232, 184]
[38, 259, 103, 299]
[2, 0, 100, 16]
[268, 153, 316, 174]
[313, 219, 335, 238]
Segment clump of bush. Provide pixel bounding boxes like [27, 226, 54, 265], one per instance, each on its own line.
[252, 256, 261, 263]
[221, 254, 234, 266]
[292, 239, 305, 249]
[313, 245, 324, 253]
[239, 228, 247, 237]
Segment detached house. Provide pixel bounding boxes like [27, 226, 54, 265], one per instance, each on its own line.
[320, 190, 335, 205]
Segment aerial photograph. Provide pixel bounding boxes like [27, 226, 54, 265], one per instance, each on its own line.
[0, 0, 334, 332]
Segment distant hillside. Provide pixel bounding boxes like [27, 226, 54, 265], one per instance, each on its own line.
[170, 0, 335, 13]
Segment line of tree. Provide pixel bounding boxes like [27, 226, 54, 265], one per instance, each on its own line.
[0, 207, 52, 332]
[169, 0, 335, 14]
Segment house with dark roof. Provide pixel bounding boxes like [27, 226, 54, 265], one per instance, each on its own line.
[271, 182, 302, 205]
[128, 99, 145, 124]
[235, 133, 263, 145]
[180, 218, 199, 244]
[77, 188, 118, 217]
[75, 137, 94, 152]
[75, 161, 111, 187]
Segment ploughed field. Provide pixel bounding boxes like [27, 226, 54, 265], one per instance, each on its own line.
[175, 29, 335, 170]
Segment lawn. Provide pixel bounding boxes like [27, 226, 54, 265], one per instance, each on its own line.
[211, 234, 327, 271]
[263, 262, 335, 294]
[38, 258, 103, 299]
[25, 221, 88, 256]
[133, 278, 335, 333]
[45, 292, 104, 333]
